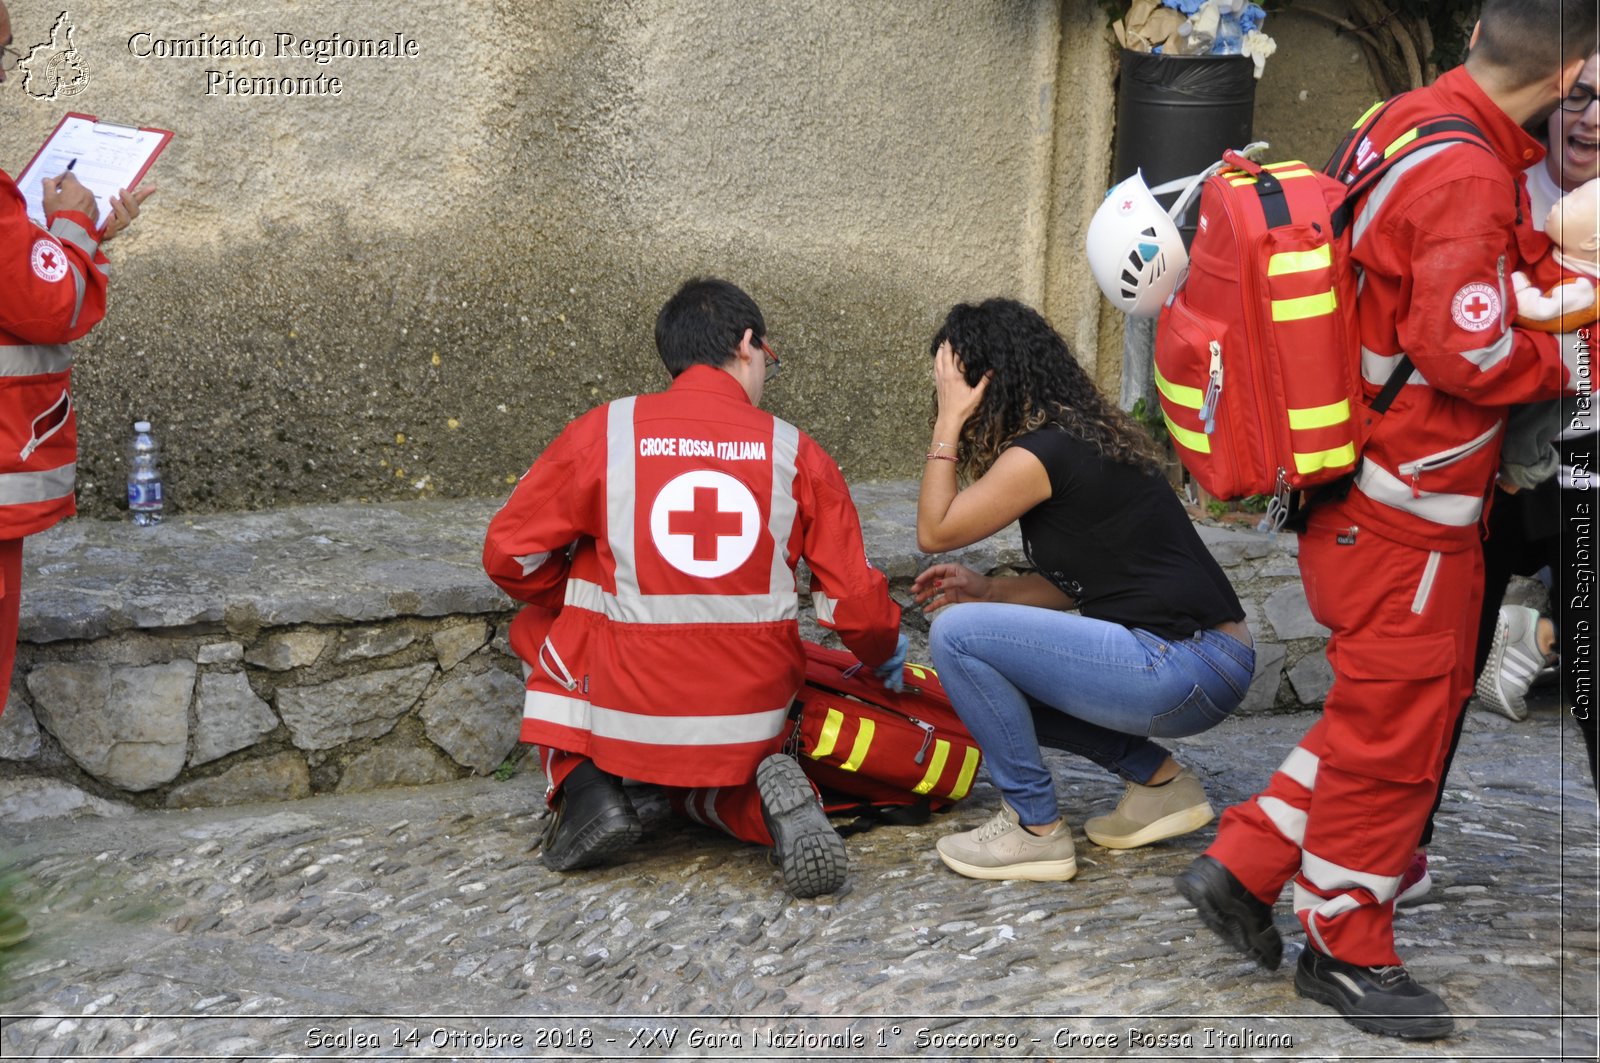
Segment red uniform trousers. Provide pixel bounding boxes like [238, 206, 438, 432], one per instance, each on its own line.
[1206, 499, 1482, 966]
[0, 539, 20, 716]
[515, 603, 781, 849]
[541, 746, 777, 848]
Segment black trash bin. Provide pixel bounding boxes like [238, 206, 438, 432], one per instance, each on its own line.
[1111, 49, 1256, 246]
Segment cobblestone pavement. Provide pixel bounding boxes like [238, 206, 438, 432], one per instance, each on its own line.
[0, 695, 1595, 1063]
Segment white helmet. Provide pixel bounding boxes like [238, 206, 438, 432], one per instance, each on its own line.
[1086, 171, 1188, 318]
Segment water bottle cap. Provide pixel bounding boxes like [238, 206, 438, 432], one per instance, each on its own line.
[133, 420, 152, 432]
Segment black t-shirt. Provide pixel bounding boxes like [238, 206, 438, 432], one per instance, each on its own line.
[1011, 425, 1244, 640]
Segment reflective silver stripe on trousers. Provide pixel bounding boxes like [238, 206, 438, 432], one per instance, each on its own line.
[1257, 796, 1308, 847]
[1411, 550, 1441, 615]
[1278, 746, 1319, 790]
[565, 576, 798, 625]
[1300, 848, 1404, 904]
[1354, 462, 1482, 526]
[603, 396, 802, 624]
[0, 344, 73, 376]
[524, 689, 790, 746]
[0, 463, 75, 504]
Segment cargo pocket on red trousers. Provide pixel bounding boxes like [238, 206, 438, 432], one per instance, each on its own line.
[1324, 631, 1455, 785]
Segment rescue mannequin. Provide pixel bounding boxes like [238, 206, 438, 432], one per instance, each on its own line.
[1511, 178, 1599, 331]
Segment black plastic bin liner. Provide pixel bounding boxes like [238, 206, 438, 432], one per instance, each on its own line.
[1111, 50, 1256, 245]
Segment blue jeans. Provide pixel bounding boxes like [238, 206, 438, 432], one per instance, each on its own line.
[928, 603, 1255, 826]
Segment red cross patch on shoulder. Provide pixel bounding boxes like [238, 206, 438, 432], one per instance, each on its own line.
[1450, 282, 1500, 333]
[30, 238, 69, 283]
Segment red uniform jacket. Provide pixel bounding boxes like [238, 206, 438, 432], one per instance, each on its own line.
[484, 365, 902, 787]
[0, 168, 108, 539]
[1344, 66, 1570, 551]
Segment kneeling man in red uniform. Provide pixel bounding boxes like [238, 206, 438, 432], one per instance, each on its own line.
[484, 277, 905, 897]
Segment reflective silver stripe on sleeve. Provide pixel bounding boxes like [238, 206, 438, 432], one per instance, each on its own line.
[1458, 328, 1514, 372]
[65, 264, 86, 330]
[0, 344, 74, 376]
[1354, 462, 1482, 526]
[0, 463, 76, 504]
[564, 576, 798, 625]
[513, 550, 552, 577]
[766, 419, 801, 596]
[49, 216, 98, 258]
[605, 397, 640, 600]
[1350, 143, 1462, 251]
[524, 689, 790, 746]
[812, 590, 838, 627]
[1360, 346, 1427, 389]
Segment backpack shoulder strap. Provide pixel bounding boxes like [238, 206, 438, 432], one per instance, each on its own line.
[1325, 104, 1492, 413]
[1328, 105, 1493, 237]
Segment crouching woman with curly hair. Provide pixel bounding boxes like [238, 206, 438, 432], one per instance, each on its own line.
[913, 298, 1254, 882]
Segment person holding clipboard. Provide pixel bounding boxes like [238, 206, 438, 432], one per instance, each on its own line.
[0, 0, 156, 741]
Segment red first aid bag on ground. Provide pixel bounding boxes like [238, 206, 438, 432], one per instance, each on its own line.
[788, 641, 980, 820]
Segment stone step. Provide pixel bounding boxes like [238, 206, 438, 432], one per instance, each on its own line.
[0, 486, 1326, 810]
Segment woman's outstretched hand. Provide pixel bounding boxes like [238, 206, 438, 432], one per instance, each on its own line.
[911, 562, 992, 613]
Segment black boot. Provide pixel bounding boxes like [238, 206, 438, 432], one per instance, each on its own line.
[1175, 854, 1283, 970]
[541, 761, 641, 871]
[1294, 946, 1454, 1040]
[757, 754, 846, 898]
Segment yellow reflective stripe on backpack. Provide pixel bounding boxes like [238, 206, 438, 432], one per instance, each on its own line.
[912, 740, 951, 795]
[1293, 442, 1357, 474]
[1268, 245, 1332, 276]
[1352, 100, 1384, 128]
[840, 718, 874, 771]
[1287, 398, 1351, 430]
[1163, 412, 1212, 455]
[1154, 363, 1204, 410]
[1271, 290, 1338, 321]
[1384, 128, 1420, 158]
[950, 747, 981, 800]
[811, 707, 845, 759]
[1226, 166, 1315, 186]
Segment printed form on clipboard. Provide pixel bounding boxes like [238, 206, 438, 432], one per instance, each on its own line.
[16, 113, 172, 230]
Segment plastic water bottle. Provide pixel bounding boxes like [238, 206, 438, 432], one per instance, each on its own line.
[127, 420, 164, 526]
[1213, 12, 1244, 55]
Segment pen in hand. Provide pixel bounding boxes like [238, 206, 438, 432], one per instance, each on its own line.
[66, 158, 76, 171]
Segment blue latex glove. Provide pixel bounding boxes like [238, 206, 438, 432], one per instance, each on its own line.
[872, 634, 910, 694]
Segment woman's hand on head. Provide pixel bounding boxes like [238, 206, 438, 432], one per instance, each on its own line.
[911, 563, 992, 613]
[933, 341, 991, 429]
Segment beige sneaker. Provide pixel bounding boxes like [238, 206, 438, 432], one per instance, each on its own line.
[935, 802, 1077, 881]
[1084, 767, 1215, 849]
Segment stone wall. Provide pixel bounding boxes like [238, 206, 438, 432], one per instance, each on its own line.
[0, 492, 1331, 812]
[0, 2, 1376, 519]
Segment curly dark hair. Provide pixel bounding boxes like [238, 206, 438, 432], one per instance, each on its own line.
[930, 298, 1164, 480]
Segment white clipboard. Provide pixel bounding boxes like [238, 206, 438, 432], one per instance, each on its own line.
[16, 112, 172, 230]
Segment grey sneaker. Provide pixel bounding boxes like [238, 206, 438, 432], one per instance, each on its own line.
[1085, 767, 1215, 849]
[935, 801, 1077, 881]
[1475, 604, 1543, 721]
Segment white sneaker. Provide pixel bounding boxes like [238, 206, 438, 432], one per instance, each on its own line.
[1476, 605, 1544, 721]
[935, 801, 1077, 881]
